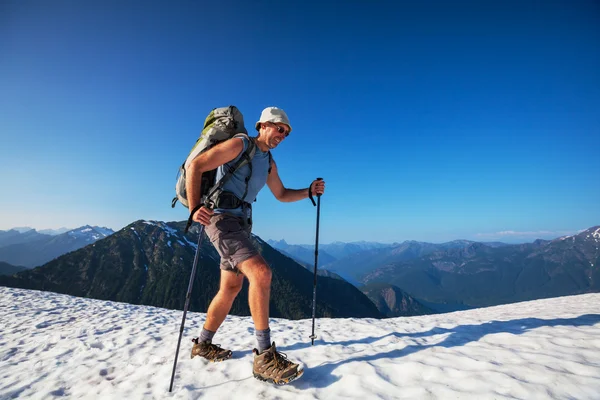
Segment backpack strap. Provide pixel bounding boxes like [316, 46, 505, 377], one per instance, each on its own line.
[267, 151, 272, 174]
[239, 137, 255, 202]
[203, 134, 255, 207]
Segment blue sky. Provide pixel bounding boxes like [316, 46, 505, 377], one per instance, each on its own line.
[1, 0, 598, 244]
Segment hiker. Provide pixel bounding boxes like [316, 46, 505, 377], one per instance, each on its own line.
[186, 106, 326, 384]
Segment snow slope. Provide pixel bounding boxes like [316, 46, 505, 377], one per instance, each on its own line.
[1, 287, 599, 399]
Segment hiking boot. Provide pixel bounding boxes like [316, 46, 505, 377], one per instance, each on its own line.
[252, 342, 303, 385]
[190, 338, 232, 362]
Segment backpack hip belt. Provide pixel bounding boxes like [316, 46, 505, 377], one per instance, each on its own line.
[214, 191, 252, 210]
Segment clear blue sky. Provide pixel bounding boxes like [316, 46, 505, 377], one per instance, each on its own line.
[1, 0, 598, 244]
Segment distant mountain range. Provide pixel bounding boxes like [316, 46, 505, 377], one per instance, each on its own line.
[0, 226, 114, 268]
[39, 227, 71, 235]
[267, 227, 600, 312]
[1, 222, 598, 317]
[266, 239, 337, 267]
[321, 240, 511, 282]
[266, 239, 400, 273]
[360, 227, 600, 309]
[268, 238, 511, 290]
[0, 221, 383, 320]
[319, 241, 400, 259]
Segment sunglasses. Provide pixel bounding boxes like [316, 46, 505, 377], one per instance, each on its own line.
[268, 122, 289, 137]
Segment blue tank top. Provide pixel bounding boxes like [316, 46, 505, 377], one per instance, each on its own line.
[213, 136, 271, 217]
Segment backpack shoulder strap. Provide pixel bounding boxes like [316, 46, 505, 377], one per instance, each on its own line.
[204, 134, 255, 207]
[233, 133, 256, 161]
[268, 151, 273, 174]
[233, 134, 255, 202]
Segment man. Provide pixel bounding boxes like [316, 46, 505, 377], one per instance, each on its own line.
[185, 106, 326, 384]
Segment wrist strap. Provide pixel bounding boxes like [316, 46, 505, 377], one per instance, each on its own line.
[308, 183, 316, 206]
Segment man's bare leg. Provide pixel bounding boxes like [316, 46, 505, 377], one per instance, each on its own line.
[237, 254, 303, 383]
[203, 270, 244, 331]
[236, 254, 272, 331]
[191, 269, 244, 361]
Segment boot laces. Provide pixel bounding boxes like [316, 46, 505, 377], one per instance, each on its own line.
[206, 342, 226, 357]
[272, 350, 292, 369]
[193, 338, 226, 358]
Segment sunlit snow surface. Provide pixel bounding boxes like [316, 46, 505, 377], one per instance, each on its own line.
[1, 287, 599, 399]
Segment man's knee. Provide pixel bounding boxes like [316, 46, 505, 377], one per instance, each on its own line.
[220, 280, 243, 296]
[238, 256, 272, 285]
[218, 271, 244, 298]
[256, 264, 272, 285]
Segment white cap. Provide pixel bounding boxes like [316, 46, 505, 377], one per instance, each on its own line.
[255, 107, 292, 133]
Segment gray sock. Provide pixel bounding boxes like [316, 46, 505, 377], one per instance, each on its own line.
[256, 328, 271, 353]
[199, 328, 216, 343]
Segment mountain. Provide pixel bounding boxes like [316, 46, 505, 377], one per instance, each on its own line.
[0, 261, 27, 276]
[314, 268, 346, 281]
[266, 239, 337, 267]
[361, 226, 600, 309]
[0, 229, 51, 248]
[266, 240, 406, 269]
[266, 240, 345, 280]
[319, 241, 396, 259]
[10, 227, 35, 233]
[0, 225, 114, 268]
[324, 240, 482, 282]
[64, 225, 114, 240]
[360, 282, 435, 317]
[0, 220, 382, 320]
[38, 227, 72, 235]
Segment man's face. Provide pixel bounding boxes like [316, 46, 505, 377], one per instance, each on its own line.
[263, 122, 290, 149]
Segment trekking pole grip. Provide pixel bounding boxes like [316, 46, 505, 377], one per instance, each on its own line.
[316, 177, 323, 197]
[308, 177, 323, 206]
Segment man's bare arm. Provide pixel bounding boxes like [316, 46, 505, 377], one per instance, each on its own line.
[267, 160, 326, 202]
[186, 138, 245, 213]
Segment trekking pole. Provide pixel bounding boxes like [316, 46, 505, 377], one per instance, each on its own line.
[169, 225, 205, 392]
[309, 178, 323, 346]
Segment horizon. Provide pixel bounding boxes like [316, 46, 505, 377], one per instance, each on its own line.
[1, 1, 599, 244]
[3, 221, 597, 246]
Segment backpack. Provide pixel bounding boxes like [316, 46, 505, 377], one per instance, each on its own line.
[171, 106, 258, 230]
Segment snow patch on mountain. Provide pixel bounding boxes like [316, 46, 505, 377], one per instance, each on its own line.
[143, 220, 180, 239]
[67, 225, 114, 241]
[130, 227, 141, 241]
[182, 236, 198, 250]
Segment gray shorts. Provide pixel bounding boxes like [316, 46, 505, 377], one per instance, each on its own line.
[204, 213, 258, 273]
